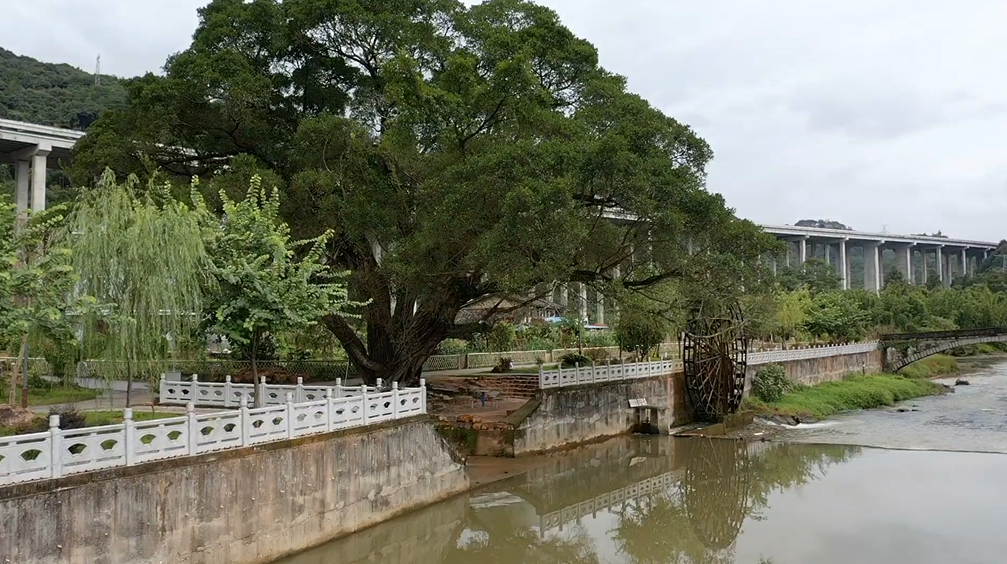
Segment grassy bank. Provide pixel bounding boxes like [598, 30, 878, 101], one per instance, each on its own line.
[899, 354, 959, 379]
[0, 385, 98, 406]
[745, 375, 945, 419]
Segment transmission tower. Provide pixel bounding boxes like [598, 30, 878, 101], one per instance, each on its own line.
[95, 55, 101, 85]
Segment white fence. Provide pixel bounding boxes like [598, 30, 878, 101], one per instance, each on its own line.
[747, 341, 878, 365]
[0, 384, 426, 487]
[159, 375, 378, 408]
[537, 342, 880, 389]
[539, 360, 677, 389]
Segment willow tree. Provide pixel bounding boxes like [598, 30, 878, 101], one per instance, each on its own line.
[67, 170, 210, 405]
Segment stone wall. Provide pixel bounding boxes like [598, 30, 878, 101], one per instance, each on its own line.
[0, 417, 468, 564]
[745, 349, 884, 391]
[512, 377, 673, 455]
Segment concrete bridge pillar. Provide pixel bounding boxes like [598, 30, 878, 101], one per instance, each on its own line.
[578, 283, 588, 322]
[961, 248, 969, 278]
[894, 244, 913, 284]
[14, 159, 30, 212]
[838, 239, 849, 290]
[863, 243, 881, 294]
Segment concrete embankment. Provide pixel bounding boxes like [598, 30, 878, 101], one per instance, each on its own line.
[0, 417, 468, 564]
[502, 348, 883, 454]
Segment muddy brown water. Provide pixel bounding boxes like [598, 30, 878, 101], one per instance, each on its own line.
[275, 361, 1007, 564]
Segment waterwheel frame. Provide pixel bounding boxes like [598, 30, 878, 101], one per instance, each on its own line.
[679, 438, 752, 551]
[681, 301, 748, 422]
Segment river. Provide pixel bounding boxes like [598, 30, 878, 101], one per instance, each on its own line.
[274, 360, 1007, 564]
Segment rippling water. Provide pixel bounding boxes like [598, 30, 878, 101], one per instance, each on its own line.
[782, 359, 1007, 453]
[274, 433, 1007, 564]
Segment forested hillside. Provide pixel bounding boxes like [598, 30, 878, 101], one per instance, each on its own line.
[0, 48, 126, 129]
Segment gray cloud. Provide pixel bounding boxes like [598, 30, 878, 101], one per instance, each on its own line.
[6, 0, 1007, 240]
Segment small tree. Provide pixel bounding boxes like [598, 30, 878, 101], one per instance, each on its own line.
[196, 176, 356, 404]
[68, 170, 209, 406]
[0, 201, 88, 406]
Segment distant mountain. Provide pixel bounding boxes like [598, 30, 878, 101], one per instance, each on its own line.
[0, 47, 127, 129]
[795, 219, 853, 231]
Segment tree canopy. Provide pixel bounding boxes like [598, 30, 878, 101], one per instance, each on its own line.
[0, 47, 125, 128]
[195, 175, 357, 398]
[71, 0, 776, 384]
[67, 171, 210, 404]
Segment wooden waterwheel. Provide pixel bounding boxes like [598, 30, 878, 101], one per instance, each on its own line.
[681, 301, 748, 422]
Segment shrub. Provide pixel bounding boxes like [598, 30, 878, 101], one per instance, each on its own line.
[488, 322, 516, 352]
[752, 364, 792, 403]
[490, 357, 514, 373]
[437, 338, 469, 355]
[584, 348, 610, 364]
[49, 406, 87, 430]
[560, 353, 591, 368]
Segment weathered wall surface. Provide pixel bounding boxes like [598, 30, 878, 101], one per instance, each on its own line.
[513, 377, 672, 455]
[0, 418, 468, 564]
[745, 350, 884, 391]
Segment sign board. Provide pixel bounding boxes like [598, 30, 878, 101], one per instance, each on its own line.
[628, 398, 647, 408]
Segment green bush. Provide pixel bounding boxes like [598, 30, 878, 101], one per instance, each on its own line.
[752, 364, 792, 402]
[560, 353, 591, 368]
[437, 339, 469, 355]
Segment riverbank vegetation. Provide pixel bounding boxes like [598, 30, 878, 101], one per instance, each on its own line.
[899, 355, 960, 379]
[745, 375, 945, 420]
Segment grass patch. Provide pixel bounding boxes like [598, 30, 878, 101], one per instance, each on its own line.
[84, 410, 179, 427]
[899, 355, 959, 379]
[744, 374, 944, 419]
[0, 385, 98, 406]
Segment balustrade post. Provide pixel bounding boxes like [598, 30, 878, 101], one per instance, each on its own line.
[296, 377, 304, 403]
[606, 359, 611, 381]
[224, 375, 233, 408]
[575, 362, 580, 385]
[324, 390, 334, 432]
[556, 365, 563, 387]
[191, 373, 199, 403]
[239, 397, 250, 447]
[124, 408, 136, 466]
[392, 382, 400, 418]
[285, 393, 295, 439]
[186, 403, 198, 456]
[335, 377, 343, 399]
[361, 387, 370, 424]
[420, 378, 427, 413]
[377, 378, 383, 390]
[159, 374, 167, 404]
[258, 376, 267, 408]
[49, 415, 62, 479]
[591, 361, 597, 383]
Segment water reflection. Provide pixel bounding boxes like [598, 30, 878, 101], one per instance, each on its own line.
[277, 437, 860, 564]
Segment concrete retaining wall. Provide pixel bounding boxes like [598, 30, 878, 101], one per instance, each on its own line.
[0, 417, 468, 564]
[512, 377, 676, 455]
[746, 349, 884, 391]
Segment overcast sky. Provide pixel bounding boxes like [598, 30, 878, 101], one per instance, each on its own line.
[7, 1, 1007, 241]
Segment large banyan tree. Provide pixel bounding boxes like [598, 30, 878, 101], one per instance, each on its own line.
[70, 0, 776, 385]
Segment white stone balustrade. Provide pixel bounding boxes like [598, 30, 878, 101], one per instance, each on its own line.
[537, 342, 880, 389]
[746, 341, 878, 365]
[539, 360, 678, 389]
[159, 374, 379, 408]
[0, 382, 427, 487]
